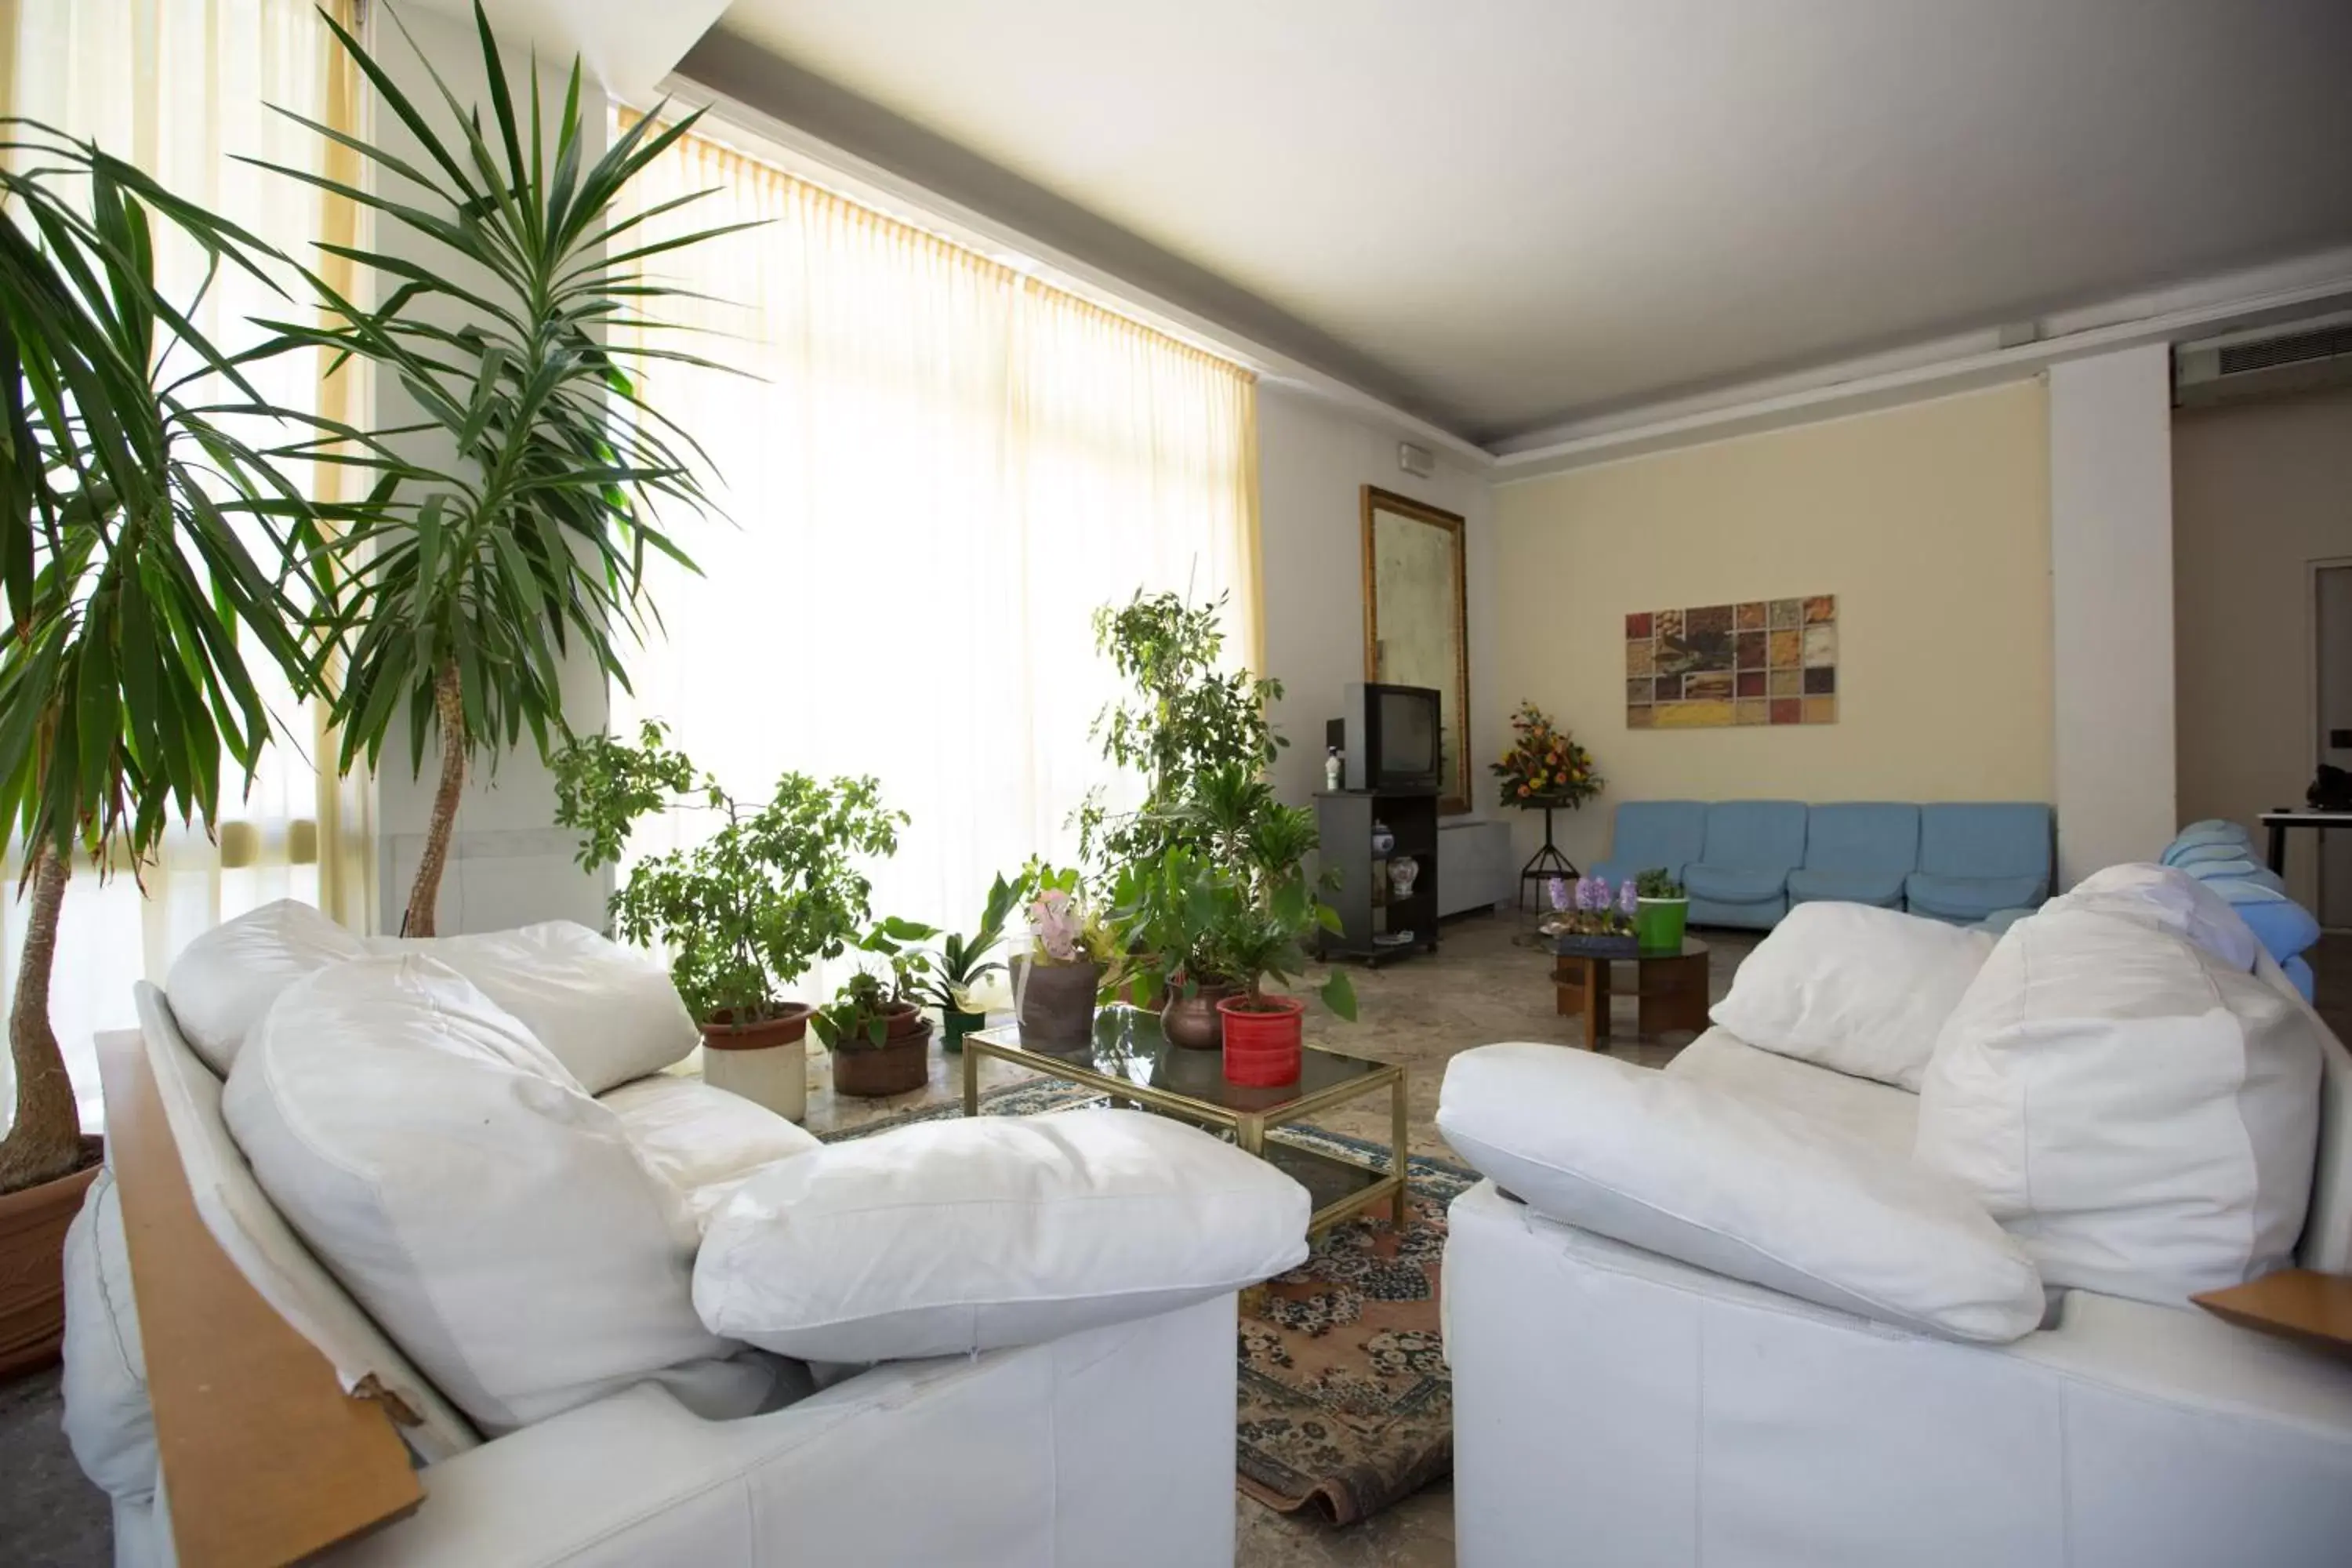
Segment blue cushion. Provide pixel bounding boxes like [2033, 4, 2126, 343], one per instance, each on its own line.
[1599, 801, 1708, 886]
[2161, 820, 2254, 862]
[1802, 803, 1919, 875]
[1682, 864, 1789, 905]
[2193, 882, 2322, 963]
[2181, 859, 2278, 890]
[2285, 955, 2316, 1004]
[1786, 866, 1907, 907]
[1917, 804, 2053, 887]
[1586, 859, 1655, 893]
[2166, 840, 2256, 868]
[1697, 800, 1809, 870]
[1905, 871, 2048, 924]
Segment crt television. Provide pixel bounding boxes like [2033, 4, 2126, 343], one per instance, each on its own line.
[1330, 683, 1443, 794]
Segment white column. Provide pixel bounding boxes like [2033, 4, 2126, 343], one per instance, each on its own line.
[2049, 344, 2176, 887]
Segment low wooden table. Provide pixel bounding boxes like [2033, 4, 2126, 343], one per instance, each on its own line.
[2193, 1269, 2352, 1362]
[1552, 937, 1710, 1049]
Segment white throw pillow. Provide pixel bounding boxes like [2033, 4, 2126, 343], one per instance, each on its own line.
[164, 899, 366, 1076]
[693, 1109, 1311, 1362]
[366, 922, 699, 1094]
[2048, 862, 2259, 972]
[223, 955, 783, 1433]
[600, 1075, 821, 1227]
[1915, 908, 2322, 1306]
[1708, 902, 1994, 1091]
[1437, 1044, 2045, 1342]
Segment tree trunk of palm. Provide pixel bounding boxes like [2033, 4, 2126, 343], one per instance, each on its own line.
[0, 847, 80, 1194]
[403, 661, 467, 938]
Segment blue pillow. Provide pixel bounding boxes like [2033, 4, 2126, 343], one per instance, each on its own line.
[2195, 878, 2321, 963]
[2166, 840, 2257, 868]
[2161, 821, 2253, 866]
[2176, 856, 2266, 884]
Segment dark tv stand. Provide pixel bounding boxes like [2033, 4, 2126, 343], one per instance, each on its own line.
[1314, 790, 1439, 967]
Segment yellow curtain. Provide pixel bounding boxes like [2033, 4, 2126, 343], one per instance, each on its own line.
[608, 120, 1260, 996]
[2, 0, 371, 1123]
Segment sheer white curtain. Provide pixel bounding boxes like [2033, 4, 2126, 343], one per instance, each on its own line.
[611, 119, 1260, 996]
[1, 0, 372, 1122]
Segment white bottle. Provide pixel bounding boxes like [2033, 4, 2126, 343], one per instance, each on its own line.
[1324, 747, 1344, 791]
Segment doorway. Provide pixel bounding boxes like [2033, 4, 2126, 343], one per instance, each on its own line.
[2320, 561, 2352, 928]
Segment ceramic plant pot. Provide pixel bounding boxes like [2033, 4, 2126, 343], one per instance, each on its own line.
[1218, 994, 1305, 1086]
[1162, 978, 1239, 1051]
[700, 1004, 815, 1123]
[0, 1136, 103, 1378]
[1018, 959, 1104, 1045]
[831, 1005, 934, 1098]
[1635, 896, 1689, 952]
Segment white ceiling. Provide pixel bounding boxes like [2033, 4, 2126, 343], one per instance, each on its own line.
[709, 0, 2352, 445]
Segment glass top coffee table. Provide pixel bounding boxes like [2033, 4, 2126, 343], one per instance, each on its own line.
[964, 1006, 1407, 1235]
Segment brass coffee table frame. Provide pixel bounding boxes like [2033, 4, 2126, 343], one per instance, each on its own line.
[962, 1025, 1409, 1235]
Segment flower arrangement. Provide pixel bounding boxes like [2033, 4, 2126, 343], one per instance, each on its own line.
[1539, 873, 1641, 940]
[1492, 702, 1602, 810]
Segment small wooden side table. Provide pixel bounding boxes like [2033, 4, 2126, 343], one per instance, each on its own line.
[2193, 1269, 2352, 1362]
[1552, 938, 1710, 1050]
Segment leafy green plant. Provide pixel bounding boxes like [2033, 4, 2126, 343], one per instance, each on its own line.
[1109, 844, 1240, 1007]
[914, 871, 1020, 1015]
[0, 122, 321, 1192]
[552, 722, 906, 1026]
[258, 2, 754, 935]
[808, 917, 940, 1051]
[1635, 867, 1684, 899]
[1075, 589, 1284, 880]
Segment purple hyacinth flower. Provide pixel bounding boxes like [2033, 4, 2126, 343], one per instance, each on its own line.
[1619, 880, 1642, 919]
[1546, 875, 1570, 913]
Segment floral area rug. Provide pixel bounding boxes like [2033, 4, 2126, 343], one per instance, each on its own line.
[826, 1074, 1476, 1527]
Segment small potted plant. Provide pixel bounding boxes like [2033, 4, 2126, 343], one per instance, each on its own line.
[553, 722, 907, 1121]
[1540, 874, 1642, 956]
[1015, 862, 1121, 1045]
[1210, 880, 1359, 1087]
[809, 919, 942, 1097]
[1111, 845, 1245, 1050]
[916, 873, 1021, 1053]
[1634, 867, 1690, 950]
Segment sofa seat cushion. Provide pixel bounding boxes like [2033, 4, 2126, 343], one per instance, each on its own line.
[1709, 903, 1994, 1091]
[600, 1075, 821, 1227]
[1916, 908, 2325, 1306]
[694, 1109, 1309, 1363]
[1785, 867, 1907, 906]
[223, 955, 789, 1434]
[1680, 864, 1788, 906]
[1439, 1044, 2043, 1341]
[2192, 878, 2323, 963]
[1904, 872, 2046, 922]
[164, 899, 367, 1076]
[1665, 1030, 1918, 1157]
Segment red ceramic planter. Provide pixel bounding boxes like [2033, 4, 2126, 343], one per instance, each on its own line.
[1218, 994, 1305, 1086]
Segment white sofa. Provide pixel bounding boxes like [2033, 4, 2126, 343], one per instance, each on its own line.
[64, 914, 1289, 1568]
[1441, 912, 2352, 1567]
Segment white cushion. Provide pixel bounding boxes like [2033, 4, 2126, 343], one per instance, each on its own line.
[1437, 1043, 2045, 1342]
[1666, 1027, 1919, 1158]
[163, 899, 366, 1076]
[1915, 908, 2324, 1306]
[222, 955, 782, 1433]
[1708, 902, 1994, 1091]
[600, 1074, 821, 1227]
[60, 1169, 155, 1507]
[692, 1109, 1310, 1362]
[2049, 862, 2260, 972]
[367, 921, 699, 1094]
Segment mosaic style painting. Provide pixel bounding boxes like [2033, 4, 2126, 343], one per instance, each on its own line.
[1626, 595, 1836, 729]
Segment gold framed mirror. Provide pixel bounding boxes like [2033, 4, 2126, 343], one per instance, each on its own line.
[1361, 486, 1471, 815]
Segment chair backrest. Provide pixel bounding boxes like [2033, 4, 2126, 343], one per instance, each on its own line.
[1917, 803, 2053, 881]
[1803, 803, 1920, 872]
[1610, 801, 1708, 875]
[134, 982, 479, 1460]
[1698, 800, 1809, 869]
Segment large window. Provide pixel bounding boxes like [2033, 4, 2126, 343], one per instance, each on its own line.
[609, 117, 1261, 982]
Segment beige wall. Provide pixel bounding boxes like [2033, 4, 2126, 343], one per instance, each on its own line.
[1493, 380, 2055, 869]
[2173, 387, 2352, 912]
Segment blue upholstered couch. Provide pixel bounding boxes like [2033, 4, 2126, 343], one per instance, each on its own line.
[1588, 800, 2053, 929]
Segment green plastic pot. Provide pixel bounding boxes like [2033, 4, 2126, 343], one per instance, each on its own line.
[1635, 896, 1688, 951]
[942, 1007, 987, 1054]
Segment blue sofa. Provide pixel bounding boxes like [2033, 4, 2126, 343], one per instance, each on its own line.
[1586, 798, 2053, 929]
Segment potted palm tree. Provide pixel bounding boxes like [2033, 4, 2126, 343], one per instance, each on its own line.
[0, 127, 320, 1372]
[553, 723, 906, 1121]
[260, 2, 749, 935]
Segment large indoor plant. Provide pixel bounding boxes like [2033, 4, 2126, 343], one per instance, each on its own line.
[553, 721, 906, 1120]
[267, 3, 748, 935]
[0, 126, 320, 1369]
[808, 917, 940, 1098]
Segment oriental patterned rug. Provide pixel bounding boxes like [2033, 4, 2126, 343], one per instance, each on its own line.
[826, 1078, 1475, 1527]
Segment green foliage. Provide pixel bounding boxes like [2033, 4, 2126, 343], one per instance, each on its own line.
[552, 721, 906, 1024]
[808, 916, 941, 1051]
[1075, 589, 1285, 879]
[254, 2, 751, 786]
[1635, 866, 1684, 899]
[913, 871, 1020, 1014]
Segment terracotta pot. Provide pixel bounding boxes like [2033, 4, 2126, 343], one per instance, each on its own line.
[1018, 959, 1103, 1045]
[1218, 995, 1305, 1087]
[831, 1007, 933, 1098]
[0, 1136, 103, 1380]
[1162, 978, 1239, 1051]
[700, 1004, 813, 1123]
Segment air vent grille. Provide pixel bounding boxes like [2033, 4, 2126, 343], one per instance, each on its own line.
[2217, 324, 2352, 376]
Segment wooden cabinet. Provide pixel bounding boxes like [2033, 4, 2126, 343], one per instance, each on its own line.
[1315, 790, 1440, 966]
